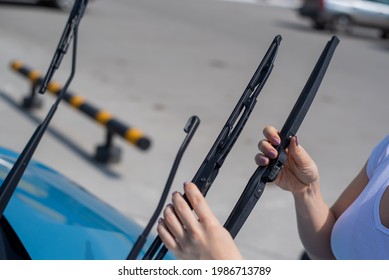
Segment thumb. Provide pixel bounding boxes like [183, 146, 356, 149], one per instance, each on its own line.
[287, 136, 317, 172]
[287, 136, 307, 166]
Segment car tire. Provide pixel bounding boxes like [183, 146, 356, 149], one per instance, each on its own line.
[331, 15, 352, 34]
[380, 30, 389, 40]
[312, 20, 326, 30]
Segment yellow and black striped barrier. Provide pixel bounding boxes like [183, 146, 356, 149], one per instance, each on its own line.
[10, 60, 152, 158]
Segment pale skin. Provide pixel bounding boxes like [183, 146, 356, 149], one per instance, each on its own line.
[157, 126, 389, 260]
[157, 181, 243, 260]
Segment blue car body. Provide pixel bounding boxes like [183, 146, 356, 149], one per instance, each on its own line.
[0, 146, 172, 260]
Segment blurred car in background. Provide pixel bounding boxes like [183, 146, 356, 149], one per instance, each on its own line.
[4, 0, 76, 11]
[298, 0, 389, 38]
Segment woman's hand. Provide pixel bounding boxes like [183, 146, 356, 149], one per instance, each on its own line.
[255, 126, 320, 194]
[157, 182, 243, 260]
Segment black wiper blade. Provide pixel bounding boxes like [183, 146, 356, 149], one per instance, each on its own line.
[224, 36, 340, 239]
[142, 35, 282, 260]
[0, 0, 88, 218]
[127, 116, 200, 260]
[193, 34, 281, 197]
[39, 0, 88, 94]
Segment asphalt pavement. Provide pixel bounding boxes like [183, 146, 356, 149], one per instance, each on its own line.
[0, 0, 388, 259]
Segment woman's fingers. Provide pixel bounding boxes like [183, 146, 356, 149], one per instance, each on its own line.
[255, 153, 269, 166]
[159, 182, 244, 260]
[258, 139, 278, 158]
[162, 203, 186, 243]
[263, 126, 280, 146]
[160, 182, 213, 246]
[157, 218, 180, 252]
[256, 126, 281, 165]
[183, 182, 218, 224]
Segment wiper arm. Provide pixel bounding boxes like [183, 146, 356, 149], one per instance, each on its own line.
[39, 0, 88, 94]
[127, 115, 200, 260]
[0, 0, 89, 218]
[142, 35, 282, 260]
[224, 36, 340, 239]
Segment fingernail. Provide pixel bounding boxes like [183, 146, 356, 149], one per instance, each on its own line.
[295, 136, 299, 146]
[257, 155, 268, 166]
[269, 149, 277, 158]
[158, 218, 163, 224]
[273, 137, 280, 146]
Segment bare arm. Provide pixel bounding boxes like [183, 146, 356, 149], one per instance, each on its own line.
[331, 163, 369, 219]
[294, 164, 368, 259]
[257, 126, 368, 259]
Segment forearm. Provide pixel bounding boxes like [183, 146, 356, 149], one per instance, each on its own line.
[292, 183, 336, 260]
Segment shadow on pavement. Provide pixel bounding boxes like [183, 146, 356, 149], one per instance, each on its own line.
[0, 89, 122, 179]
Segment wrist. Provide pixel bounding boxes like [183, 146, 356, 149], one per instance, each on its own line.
[292, 179, 321, 201]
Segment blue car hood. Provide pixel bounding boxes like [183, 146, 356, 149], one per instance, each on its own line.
[0, 147, 171, 260]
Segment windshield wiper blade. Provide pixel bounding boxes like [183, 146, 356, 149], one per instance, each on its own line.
[39, 0, 88, 94]
[142, 35, 282, 260]
[0, 0, 88, 218]
[224, 36, 340, 239]
[127, 116, 200, 260]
